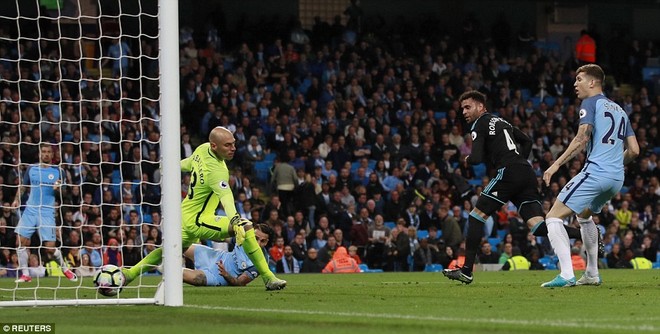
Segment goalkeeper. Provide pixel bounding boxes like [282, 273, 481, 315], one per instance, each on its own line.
[183, 224, 273, 286]
[123, 127, 286, 290]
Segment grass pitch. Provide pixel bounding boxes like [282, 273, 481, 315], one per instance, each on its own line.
[0, 269, 659, 334]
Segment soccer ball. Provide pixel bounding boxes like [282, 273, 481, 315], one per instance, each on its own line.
[93, 264, 125, 297]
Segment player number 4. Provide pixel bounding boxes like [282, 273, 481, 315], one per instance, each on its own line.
[503, 129, 519, 154]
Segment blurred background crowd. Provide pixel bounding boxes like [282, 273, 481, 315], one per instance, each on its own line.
[0, 0, 658, 277]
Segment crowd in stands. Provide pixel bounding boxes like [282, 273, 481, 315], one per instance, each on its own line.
[0, 7, 659, 278]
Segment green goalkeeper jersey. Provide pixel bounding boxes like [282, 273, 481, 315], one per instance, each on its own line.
[180, 143, 237, 227]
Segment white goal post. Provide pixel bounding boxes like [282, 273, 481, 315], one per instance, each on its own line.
[0, 0, 181, 307]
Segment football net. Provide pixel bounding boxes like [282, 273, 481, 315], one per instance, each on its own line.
[0, 0, 182, 306]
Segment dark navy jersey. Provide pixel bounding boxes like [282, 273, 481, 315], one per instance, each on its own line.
[467, 113, 532, 169]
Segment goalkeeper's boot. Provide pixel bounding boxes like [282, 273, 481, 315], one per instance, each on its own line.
[264, 276, 287, 291]
[442, 267, 473, 285]
[63, 269, 78, 282]
[576, 273, 602, 286]
[15, 274, 32, 283]
[541, 274, 576, 288]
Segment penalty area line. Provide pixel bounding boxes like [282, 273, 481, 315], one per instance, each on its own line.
[184, 304, 657, 332]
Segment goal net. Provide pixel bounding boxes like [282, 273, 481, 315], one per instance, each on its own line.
[0, 0, 182, 306]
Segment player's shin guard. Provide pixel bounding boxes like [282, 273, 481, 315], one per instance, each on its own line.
[577, 217, 599, 277]
[124, 247, 162, 284]
[53, 249, 68, 269]
[17, 247, 29, 277]
[242, 228, 275, 281]
[546, 218, 574, 280]
[531, 221, 581, 239]
[463, 213, 486, 274]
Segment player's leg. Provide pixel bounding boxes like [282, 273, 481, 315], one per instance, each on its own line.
[520, 201, 581, 239]
[41, 220, 77, 281]
[542, 200, 576, 287]
[15, 213, 36, 282]
[542, 172, 601, 287]
[443, 195, 500, 284]
[575, 179, 620, 285]
[191, 213, 286, 290]
[123, 247, 162, 284]
[15, 235, 31, 282]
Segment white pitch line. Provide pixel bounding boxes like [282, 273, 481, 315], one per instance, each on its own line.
[184, 304, 658, 332]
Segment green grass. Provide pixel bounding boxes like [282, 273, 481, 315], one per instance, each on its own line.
[1, 270, 659, 334]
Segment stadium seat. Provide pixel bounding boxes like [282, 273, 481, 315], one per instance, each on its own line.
[653, 262, 660, 269]
[543, 96, 556, 107]
[521, 89, 531, 103]
[497, 229, 508, 240]
[487, 237, 501, 249]
[417, 230, 429, 240]
[254, 161, 271, 183]
[263, 152, 277, 162]
[358, 264, 383, 273]
[468, 178, 482, 186]
[653, 146, 660, 155]
[434, 111, 447, 120]
[424, 264, 443, 272]
[539, 256, 558, 270]
[384, 221, 396, 230]
[473, 163, 487, 178]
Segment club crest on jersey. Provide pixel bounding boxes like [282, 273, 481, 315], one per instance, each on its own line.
[48, 174, 55, 180]
[219, 181, 229, 189]
[471, 131, 477, 140]
[240, 261, 247, 269]
[579, 109, 587, 118]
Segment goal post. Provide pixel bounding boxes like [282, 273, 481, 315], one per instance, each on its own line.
[158, 0, 183, 307]
[0, 0, 182, 307]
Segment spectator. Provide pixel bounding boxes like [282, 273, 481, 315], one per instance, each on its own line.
[322, 246, 361, 273]
[276, 245, 300, 274]
[301, 247, 323, 273]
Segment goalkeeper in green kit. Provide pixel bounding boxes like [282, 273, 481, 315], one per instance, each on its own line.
[123, 126, 286, 290]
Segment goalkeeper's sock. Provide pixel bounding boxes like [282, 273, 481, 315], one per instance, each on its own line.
[124, 248, 162, 284]
[242, 228, 276, 282]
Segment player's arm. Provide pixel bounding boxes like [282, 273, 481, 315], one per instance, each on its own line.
[217, 260, 253, 286]
[512, 126, 532, 159]
[12, 167, 30, 208]
[466, 128, 485, 165]
[543, 123, 592, 185]
[208, 168, 238, 218]
[181, 156, 193, 172]
[623, 133, 640, 165]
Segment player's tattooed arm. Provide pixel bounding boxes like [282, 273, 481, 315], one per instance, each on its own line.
[556, 123, 591, 167]
[543, 124, 591, 186]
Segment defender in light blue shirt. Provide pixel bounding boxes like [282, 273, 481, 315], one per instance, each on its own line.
[541, 64, 639, 288]
[13, 145, 78, 283]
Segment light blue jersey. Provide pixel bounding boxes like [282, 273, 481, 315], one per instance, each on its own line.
[15, 165, 62, 241]
[194, 245, 258, 286]
[579, 94, 634, 181]
[24, 165, 61, 212]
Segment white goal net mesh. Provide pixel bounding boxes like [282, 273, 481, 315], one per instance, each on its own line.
[0, 0, 165, 305]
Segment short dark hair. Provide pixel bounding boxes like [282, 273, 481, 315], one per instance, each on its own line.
[458, 90, 487, 105]
[577, 64, 605, 84]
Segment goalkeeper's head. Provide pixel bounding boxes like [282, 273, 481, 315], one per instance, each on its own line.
[209, 126, 236, 161]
